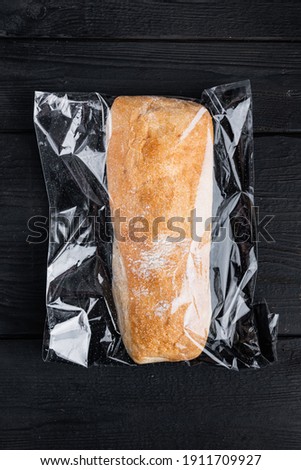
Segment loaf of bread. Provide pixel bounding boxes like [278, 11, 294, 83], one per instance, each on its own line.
[107, 96, 213, 364]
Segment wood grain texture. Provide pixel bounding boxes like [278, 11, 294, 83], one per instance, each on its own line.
[0, 40, 300, 132]
[0, 0, 300, 451]
[0, 133, 48, 335]
[0, 0, 300, 39]
[0, 133, 300, 336]
[255, 135, 301, 334]
[0, 337, 300, 449]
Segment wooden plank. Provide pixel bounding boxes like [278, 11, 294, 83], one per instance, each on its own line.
[0, 0, 300, 39]
[0, 133, 300, 336]
[0, 133, 48, 335]
[255, 135, 301, 335]
[0, 40, 300, 132]
[0, 337, 300, 449]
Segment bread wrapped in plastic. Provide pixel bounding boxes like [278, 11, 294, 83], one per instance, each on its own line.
[34, 82, 278, 369]
[107, 96, 213, 363]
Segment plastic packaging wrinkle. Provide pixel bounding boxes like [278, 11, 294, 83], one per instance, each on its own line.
[33, 82, 278, 369]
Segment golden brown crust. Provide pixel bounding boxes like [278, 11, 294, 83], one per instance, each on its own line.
[107, 96, 213, 364]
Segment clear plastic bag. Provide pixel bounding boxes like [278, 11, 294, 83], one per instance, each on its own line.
[33, 81, 278, 369]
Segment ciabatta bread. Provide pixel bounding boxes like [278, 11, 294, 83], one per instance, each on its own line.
[107, 96, 213, 364]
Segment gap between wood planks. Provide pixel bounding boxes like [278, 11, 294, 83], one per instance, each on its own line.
[1, 37, 301, 43]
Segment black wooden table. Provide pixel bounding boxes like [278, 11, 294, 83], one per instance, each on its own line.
[0, 1, 301, 450]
